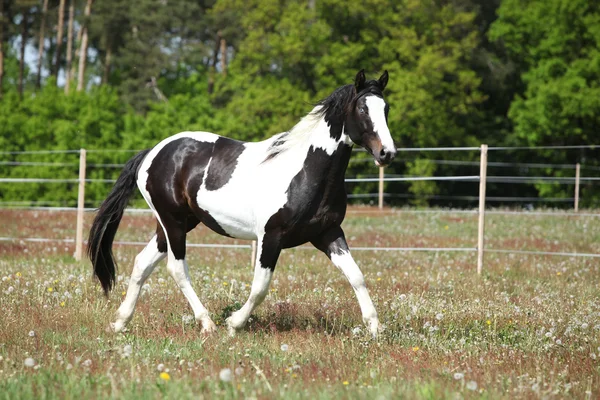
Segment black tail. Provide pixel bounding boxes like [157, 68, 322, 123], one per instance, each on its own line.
[88, 149, 151, 295]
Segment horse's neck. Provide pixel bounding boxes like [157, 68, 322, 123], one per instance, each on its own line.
[302, 113, 353, 180]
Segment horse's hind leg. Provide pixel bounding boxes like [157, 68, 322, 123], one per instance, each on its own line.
[113, 227, 166, 332]
[312, 226, 379, 338]
[160, 212, 217, 334]
[226, 234, 281, 335]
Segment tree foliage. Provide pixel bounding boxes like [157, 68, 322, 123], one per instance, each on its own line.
[1, 0, 599, 207]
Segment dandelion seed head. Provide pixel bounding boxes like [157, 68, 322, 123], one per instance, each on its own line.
[28, 331, 35, 337]
[219, 368, 233, 382]
[454, 372, 464, 380]
[24, 358, 35, 368]
[466, 381, 478, 391]
[280, 344, 289, 352]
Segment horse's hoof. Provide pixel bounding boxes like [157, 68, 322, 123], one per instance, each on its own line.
[368, 319, 380, 339]
[225, 317, 242, 337]
[110, 321, 128, 333]
[201, 320, 217, 335]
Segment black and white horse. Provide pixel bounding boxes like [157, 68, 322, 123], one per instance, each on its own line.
[88, 70, 395, 337]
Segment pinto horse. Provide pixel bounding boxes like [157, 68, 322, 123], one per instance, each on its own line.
[88, 70, 395, 337]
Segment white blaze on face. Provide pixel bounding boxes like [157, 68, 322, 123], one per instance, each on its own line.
[365, 96, 394, 153]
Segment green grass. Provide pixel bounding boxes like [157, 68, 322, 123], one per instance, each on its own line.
[0, 208, 599, 398]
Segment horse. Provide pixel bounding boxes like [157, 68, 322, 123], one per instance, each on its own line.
[88, 70, 395, 337]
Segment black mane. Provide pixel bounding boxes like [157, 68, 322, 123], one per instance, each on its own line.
[315, 80, 383, 140]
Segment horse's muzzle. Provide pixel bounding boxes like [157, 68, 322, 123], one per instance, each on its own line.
[375, 148, 396, 166]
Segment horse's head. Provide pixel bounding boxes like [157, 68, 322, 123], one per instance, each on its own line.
[345, 70, 396, 166]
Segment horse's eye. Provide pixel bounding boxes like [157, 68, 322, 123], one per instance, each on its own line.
[359, 107, 365, 114]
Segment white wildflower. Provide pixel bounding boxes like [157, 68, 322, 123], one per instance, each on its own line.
[219, 368, 233, 382]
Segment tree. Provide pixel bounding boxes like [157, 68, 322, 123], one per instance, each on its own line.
[64, 0, 74, 92]
[76, 0, 92, 91]
[36, 0, 48, 88]
[52, 0, 65, 79]
[488, 0, 600, 204]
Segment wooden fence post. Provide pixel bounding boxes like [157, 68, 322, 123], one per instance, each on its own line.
[74, 148, 86, 261]
[477, 144, 488, 275]
[574, 163, 580, 212]
[378, 166, 384, 210]
[251, 240, 257, 268]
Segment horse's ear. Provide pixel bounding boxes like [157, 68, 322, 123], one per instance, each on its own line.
[378, 70, 389, 91]
[355, 69, 366, 92]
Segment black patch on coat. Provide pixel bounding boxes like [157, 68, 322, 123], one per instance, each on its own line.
[261, 144, 353, 269]
[263, 132, 289, 162]
[204, 137, 245, 191]
[146, 137, 233, 257]
[310, 225, 348, 258]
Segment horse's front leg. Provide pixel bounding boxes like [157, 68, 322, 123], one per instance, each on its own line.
[312, 226, 380, 338]
[226, 234, 281, 335]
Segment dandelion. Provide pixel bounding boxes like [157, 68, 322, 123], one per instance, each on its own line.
[444, 225, 449, 230]
[82, 359, 92, 367]
[412, 346, 419, 352]
[16, 272, 22, 278]
[454, 372, 464, 380]
[466, 381, 478, 391]
[581, 323, 589, 329]
[486, 320, 491, 326]
[219, 368, 233, 382]
[24, 358, 36, 368]
[343, 381, 349, 386]
[280, 344, 289, 352]
[47, 287, 53, 292]
[60, 302, 65, 307]
[222, 282, 228, 286]
[436, 313, 444, 321]
[159, 372, 171, 381]
[235, 367, 244, 376]
[157, 363, 165, 372]
[352, 326, 362, 336]
[182, 315, 194, 324]
[123, 344, 133, 358]
[29, 331, 35, 337]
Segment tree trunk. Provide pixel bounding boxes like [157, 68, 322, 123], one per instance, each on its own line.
[102, 44, 111, 84]
[64, 0, 74, 93]
[220, 37, 227, 76]
[0, 0, 4, 98]
[19, 10, 29, 99]
[76, 0, 93, 92]
[207, 32, 221, 94]
[53, 0, 66, 79]
[70, 1, 84, 87]
[36, 0, 49, 89]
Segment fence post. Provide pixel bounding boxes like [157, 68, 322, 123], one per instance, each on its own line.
[574, 163, 580, 212]
[378, 166, 384, 210]
[74, 148, 86, 261]
[477, 144, 488, 275]
[251, 240, 257, 268]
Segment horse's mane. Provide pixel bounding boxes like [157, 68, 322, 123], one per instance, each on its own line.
[264, 81, 383, 161]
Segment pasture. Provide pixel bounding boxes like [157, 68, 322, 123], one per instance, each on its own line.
[0, 208, 599, 399]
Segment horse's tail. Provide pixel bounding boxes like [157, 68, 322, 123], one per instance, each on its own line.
[88, 149, 151, 296]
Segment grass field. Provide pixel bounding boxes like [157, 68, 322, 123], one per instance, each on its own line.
[1, 208, 599, 399]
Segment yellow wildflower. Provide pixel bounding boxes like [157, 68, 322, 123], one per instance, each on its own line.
[47, 287, 53, 292]
[343, 381, 349, 386]
[160, 372, 171, 381]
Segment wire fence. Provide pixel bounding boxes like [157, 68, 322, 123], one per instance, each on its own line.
[1, 144, 599, 270]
